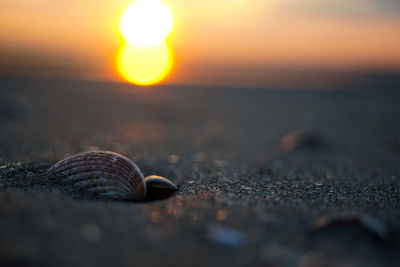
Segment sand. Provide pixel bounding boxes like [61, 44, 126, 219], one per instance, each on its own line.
[0, 76, 399, 266]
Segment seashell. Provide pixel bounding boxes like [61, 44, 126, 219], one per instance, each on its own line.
[145, 175, 179, 201]
[47, 151, 178, 201]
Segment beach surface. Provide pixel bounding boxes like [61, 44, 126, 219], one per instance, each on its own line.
[0, 76, 399, 266]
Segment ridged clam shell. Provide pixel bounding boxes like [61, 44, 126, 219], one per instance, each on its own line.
[47, 151, 146, 201]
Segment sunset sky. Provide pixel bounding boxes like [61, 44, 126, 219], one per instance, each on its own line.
[1, 0, 400, 87]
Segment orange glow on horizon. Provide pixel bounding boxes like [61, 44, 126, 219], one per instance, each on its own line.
[1, 1, 400, 87]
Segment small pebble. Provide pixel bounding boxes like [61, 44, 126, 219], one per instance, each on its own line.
[311, 213, 390, 242]
[205, 224, 246, 248]
[280, 129, 324, 151]
[168, 154, 180, 164]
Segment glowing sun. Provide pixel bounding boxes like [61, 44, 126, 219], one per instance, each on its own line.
[117, 42, 173, 86]
[119, 0, 174, 47]
[117, 0, 175, 86]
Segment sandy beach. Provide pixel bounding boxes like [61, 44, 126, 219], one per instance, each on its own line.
[0, 76, 399, 266]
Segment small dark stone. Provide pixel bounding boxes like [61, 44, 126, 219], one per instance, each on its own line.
[280, 129, 325, 152]
[145, 175, 178, 201]
[310, 213, 392, 243]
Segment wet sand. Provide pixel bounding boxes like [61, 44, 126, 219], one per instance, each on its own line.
[0, 76, 399, 266]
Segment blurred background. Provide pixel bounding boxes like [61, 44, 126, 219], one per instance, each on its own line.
[1, 0, 400, 88]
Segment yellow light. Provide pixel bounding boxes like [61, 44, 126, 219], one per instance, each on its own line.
[117, 42, 173, 86]
[119, 0, 174, 47]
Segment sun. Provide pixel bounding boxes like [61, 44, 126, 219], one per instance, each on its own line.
[117, 0, 175, 86]
[117, 43, 173, 86]
[119, 0, 174, 47]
